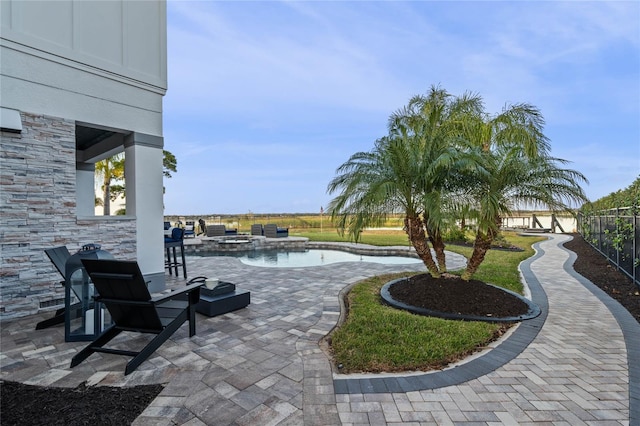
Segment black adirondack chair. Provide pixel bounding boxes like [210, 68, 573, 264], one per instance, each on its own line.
[70, 259, 201, 375]
[36, 246, 77, 330]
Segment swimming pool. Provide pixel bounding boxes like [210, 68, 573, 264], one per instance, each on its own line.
[207, 249, 422, 268]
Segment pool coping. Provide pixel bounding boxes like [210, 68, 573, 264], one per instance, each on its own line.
[184, 237, 423, 258]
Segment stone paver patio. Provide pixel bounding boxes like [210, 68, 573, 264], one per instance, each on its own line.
[1, 234, 637, 425]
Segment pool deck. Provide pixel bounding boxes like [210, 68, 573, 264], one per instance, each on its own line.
[1, 234, 637, 425]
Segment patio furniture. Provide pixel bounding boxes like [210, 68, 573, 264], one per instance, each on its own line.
[184, 221, 195, 238]
[45, 246, 71, 283]
[63, 244, 114, 341]
[164, 221, 171, 230]
[206, 225, 238, 237]
[198, 218, 207, 235]
[71, 259, 201, 375]
[186, 277, 250, 317]
[251, 224, 263, 236]
[264, 223, 288, 238]
[36, 246, 76, 330]
[165, 227, 187, 278]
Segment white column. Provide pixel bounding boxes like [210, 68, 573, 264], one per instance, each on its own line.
[76, 162, 95, 217]
[124, 132, 165, 292]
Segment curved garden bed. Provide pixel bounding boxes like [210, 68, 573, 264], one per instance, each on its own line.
[381, 274, 541, 323]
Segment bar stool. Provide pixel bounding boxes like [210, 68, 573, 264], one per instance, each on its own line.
[164, 227, 187, 278]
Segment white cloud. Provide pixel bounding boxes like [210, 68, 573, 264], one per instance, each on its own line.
[166, 2, 417, 121]
[162, 1, 639, 214]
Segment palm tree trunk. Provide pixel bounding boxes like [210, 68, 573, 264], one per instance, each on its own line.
[461, 230, 493, 281]
[103, 181, 111, 216]
[405, 215, 441, 278]
[426, 226, 447, 273]
[102, 185, 111, 216]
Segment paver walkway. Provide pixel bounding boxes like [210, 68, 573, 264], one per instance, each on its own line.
[335, 234, 638, 425]
[1, 234, 637, 425]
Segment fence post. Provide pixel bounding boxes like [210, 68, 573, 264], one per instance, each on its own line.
[631, 208, 640, 287]
[598, 214, 602, 252]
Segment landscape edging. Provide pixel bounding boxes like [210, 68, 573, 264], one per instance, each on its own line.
[333, 238, 549, 393]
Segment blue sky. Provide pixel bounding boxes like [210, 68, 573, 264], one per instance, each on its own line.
[162, 1, 640, 215]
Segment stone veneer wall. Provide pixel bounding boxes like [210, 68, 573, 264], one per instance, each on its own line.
[183, 236, 309, 255]
[0, 112, 137, 320]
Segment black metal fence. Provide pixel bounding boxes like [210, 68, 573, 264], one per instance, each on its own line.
[577, 207, 639, 287]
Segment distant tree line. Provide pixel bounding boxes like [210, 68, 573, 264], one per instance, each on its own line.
[582, 176, 640, 212]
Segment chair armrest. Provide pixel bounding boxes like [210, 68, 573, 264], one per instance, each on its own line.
[90, 272, 136, 280]
[151, 282, 201, 304]
[96, 298, 153, 307]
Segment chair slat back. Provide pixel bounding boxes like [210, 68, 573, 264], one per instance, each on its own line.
[206, 225, 226, 237]
[45, 246, 72, 279]
[81, 259, 163, 331]
[264, 224, 277, 238]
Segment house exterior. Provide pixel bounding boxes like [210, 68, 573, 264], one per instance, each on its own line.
[0, 0, 168, 320]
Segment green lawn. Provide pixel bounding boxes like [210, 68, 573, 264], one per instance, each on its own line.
[303, 230, 544, 373]
[291, 228, 411, 246]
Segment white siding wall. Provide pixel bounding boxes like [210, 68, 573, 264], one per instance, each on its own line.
[0, 0, 166, 134]
[0, 0, 169, 319]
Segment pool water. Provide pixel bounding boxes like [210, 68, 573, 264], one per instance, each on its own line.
[209, 249, 422, 268]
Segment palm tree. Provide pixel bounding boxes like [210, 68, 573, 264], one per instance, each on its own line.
[328, 86, 479, 278]
[95, 153, 125, 215]
[328, 85, 588, 283]
[390, 88, 483, 273]
[452, 102, 587, 280]
[459, 145, 588, 280]
[458, 102, 551, 157]
[94, 150, 178, 215]
[327, 134, 442, 277]
[162, 150, 178, 178]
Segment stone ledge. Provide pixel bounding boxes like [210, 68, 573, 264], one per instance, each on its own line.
[307, 241, 419, 258]
[183, 236, 309, 255]
[182, 236, 425, 258]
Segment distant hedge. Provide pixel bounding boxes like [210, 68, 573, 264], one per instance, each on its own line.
[582, 176, 640, 212]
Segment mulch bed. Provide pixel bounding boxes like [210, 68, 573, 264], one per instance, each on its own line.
[563, 233, 640, 323]
[1, 232, 637, 424]
[0, 381, 163, 426]
[389, 273, 529, 318]
[447, 241, 524, 252]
